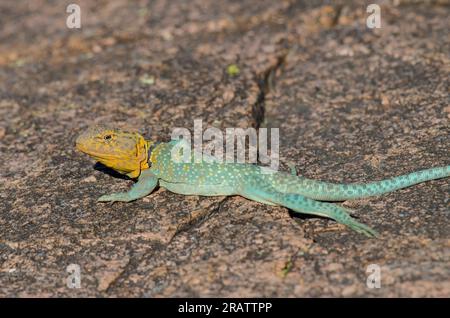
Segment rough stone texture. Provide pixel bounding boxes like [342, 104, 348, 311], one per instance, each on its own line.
[0, 0, 448, 297]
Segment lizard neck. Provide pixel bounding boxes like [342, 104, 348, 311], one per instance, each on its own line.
[125, 138, 153, 178]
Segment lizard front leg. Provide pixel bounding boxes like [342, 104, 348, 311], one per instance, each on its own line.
[98, 170, 158, 203]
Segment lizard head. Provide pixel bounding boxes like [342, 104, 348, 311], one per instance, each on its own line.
[76, 126, 151, 178]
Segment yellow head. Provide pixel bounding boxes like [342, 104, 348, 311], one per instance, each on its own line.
[75, 126, 151, 178]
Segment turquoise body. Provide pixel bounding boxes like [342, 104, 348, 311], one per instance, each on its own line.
[98, 140, 450, 237]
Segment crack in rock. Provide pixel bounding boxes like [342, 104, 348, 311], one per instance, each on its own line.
[253, 52, 289, 129]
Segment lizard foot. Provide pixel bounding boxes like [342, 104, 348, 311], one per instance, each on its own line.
[343, 217, 379, 238]
[97, 193, 133, 203]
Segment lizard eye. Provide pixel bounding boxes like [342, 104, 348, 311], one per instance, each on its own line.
[103, 134, 112, 140]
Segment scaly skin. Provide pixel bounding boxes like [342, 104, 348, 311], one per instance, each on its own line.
[76, 126, 450, 237]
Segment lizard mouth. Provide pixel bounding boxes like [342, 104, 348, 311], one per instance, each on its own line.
[75, 143, 128, 164]
[75, 139, 150, 178]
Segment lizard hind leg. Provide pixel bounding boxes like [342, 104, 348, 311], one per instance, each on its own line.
[239, 181, 378, 237]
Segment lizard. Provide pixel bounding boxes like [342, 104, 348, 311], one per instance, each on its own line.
[75, 125, 450, 237]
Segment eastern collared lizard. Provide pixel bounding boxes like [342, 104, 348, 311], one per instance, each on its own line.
[76, 126, 450, 237]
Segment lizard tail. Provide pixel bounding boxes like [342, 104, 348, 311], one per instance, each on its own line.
[274, 165, 450, 201]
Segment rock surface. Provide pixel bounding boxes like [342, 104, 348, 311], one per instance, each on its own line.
[0, 0, 448, 297]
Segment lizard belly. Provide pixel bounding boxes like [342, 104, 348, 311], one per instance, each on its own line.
[159, 180, 236, 196]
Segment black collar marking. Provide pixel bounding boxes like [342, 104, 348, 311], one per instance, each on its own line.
[147, 142, 158, 164]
